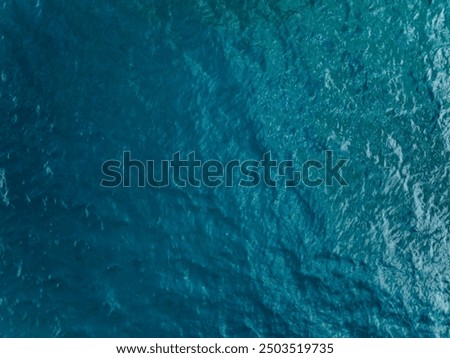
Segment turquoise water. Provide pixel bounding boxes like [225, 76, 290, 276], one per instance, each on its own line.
[0, 0, 449, 337]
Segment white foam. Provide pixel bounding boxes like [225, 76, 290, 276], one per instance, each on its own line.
[0, 168, 9, 206]
[427, 8, 450, 151]
[387, 134, 403, 167]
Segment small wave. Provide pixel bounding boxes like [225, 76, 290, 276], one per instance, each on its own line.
[0, 168, 10, 206]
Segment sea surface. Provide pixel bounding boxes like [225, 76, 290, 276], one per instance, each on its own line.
[0, 0, 449, 337]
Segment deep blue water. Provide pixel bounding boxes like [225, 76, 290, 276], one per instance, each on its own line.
[0, 0, 449, 337]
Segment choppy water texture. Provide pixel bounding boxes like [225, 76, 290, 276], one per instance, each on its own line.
[1, 0, 450, 337]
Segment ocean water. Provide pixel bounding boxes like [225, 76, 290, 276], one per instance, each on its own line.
[0, 0, 449, 337]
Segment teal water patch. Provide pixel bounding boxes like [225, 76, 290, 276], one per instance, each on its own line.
[0, 0, 449, 337]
